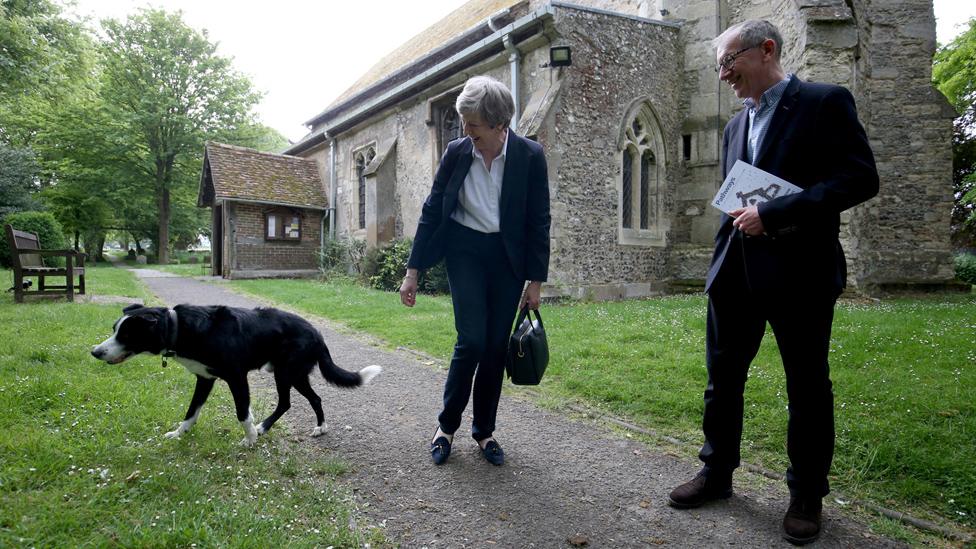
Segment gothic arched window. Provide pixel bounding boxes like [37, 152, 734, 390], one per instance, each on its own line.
[619, 102, 666, 245]
[440, 107, 462, 155]
[641, 149, 656, 230]
[435, 99, 463, 163]
[354, 146, 376, 231]
[621, 146, 634, 229]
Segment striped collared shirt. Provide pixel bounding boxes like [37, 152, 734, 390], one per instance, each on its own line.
[745, 74, 792, 164]
[451, 131, 509, 233]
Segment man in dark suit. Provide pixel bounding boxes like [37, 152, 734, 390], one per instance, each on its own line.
[399, 76, 550, 467]
[667, 20, 878, 545]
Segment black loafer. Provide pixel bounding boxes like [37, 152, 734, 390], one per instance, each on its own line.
[431, 436, 451, 465]
[481, 440, 504, 466]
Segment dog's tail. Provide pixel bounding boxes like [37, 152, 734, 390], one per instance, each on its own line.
[317, 346, 382, 388]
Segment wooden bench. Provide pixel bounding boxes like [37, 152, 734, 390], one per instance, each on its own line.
[4, 224, 86, 303]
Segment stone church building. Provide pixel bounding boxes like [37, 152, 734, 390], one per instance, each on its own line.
[280, 0, 955, 298]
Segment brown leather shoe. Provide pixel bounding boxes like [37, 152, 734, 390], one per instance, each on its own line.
[782, 496, 823, 545]
[667, 472, 733, 509]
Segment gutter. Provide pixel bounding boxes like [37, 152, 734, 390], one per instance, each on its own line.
[217, 196, 328, 211]
[285, 4, 555, 155]
[503, 33, 521, 129]
[329, 138, 337, 240]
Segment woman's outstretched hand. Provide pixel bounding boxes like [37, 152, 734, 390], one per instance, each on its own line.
[399, 270, 419, 307]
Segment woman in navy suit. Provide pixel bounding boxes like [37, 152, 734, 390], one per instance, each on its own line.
[399, 76, 550, 466]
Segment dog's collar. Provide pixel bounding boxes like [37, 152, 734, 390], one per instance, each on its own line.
[161, 308, 178, 367]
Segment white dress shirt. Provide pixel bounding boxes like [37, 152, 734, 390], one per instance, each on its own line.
[450, 131, 509, 233]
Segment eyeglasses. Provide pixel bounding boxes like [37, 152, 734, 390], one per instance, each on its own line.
[714, 45, 757, 73]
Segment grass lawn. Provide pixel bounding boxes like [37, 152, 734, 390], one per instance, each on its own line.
[0, 266, 383, 547]
[230, 277, 976, 539]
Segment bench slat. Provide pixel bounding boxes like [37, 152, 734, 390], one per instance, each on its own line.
[5, 224, 86, 303]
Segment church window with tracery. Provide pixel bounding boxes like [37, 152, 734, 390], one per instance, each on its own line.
[618, 103, 666, 245]
[354, 146, 376, 230]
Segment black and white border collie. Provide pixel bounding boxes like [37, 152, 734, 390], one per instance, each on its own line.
[92, 304, 381, 446]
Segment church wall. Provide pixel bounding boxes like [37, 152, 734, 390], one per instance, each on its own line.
[296, 0, 957, 297]
[667, 0, 956, 293]
[543, 6, 682, 298]
[843, 0, 957, 291]
[667, 0, 728, 286]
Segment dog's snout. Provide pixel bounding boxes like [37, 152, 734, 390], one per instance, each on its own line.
[91, 347, 104, 359]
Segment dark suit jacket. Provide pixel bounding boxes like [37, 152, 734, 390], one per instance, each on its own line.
[407, 131, 551, 282]
[705, 75, 879, 295]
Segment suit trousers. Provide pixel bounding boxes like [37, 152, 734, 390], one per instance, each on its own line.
[439, 222, 524, 441]
[700, 235, 837, 498]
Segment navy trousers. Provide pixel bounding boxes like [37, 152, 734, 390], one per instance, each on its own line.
[439, 222, 524, 441]
[701, 237, 838, 498]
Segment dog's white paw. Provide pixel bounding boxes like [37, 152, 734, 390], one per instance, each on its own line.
[256, 424, 267, 436]
[239, 412, 258, 446]
[164, 430, 182, 439]
[359, 365, 382, 385]
[311, 425, 325, 437]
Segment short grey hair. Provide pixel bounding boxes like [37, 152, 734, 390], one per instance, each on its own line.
[713, 19, 784, 61]
[455, 76, 515, 128]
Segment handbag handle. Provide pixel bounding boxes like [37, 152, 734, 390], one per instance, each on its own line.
[514, 307, 544, 358]
[514, 306, 544, 330]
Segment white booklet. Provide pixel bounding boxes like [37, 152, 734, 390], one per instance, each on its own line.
[711, 160, 803, 214]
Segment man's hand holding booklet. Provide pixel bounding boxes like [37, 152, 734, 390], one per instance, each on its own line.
[712, 160, 803, 214]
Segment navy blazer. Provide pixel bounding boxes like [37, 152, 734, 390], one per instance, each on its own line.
[705, 75, 879, 295]
[407, 132, 551, 282]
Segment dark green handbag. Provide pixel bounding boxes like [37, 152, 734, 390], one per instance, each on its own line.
[505, 307, 549, 385]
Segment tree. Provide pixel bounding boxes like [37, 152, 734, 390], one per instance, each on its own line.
[933, 17, 976, 248]
[220, 122, 291, 153]
[99, 8, 260, 263]
[1, 0, 106, 245]
[41, 181, 112, 252]
[0, 0, 93, 105]
[0, 143, 41, 214]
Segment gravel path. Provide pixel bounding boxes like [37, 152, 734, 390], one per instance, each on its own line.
[131, 270, 904, 548]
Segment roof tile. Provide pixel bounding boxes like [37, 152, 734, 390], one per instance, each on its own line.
[204, 142, 326, 208]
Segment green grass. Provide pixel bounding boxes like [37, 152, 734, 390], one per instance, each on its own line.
[2, 262, 152, 303]
[230, 277, 976, 535]
[0, 268, 384, 547]
[85, 262, 158, 303]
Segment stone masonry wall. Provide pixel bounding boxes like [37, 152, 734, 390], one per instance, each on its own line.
[546, 6, 682, 298]
[668, 0, 955, 293]
[847, 0, 956, 290]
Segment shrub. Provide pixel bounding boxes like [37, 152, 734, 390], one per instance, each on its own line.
[0, 211, 68, 268]
[353, 237, 451, 294]
[346, 239, 367, 274]
[366, 239, 414, 291]
[319, 236, 358, 275]
[357, 244, 383, 283]
[419, 261, 450, 295]
[955, 253, 976, 285]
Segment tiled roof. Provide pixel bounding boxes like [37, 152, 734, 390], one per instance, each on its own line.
[202, 142, 326, 209]
[314, 0, 526, 120]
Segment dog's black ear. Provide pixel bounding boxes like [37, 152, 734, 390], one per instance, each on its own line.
[123, 303, 144, 314]
[138, 315, 159, 325]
